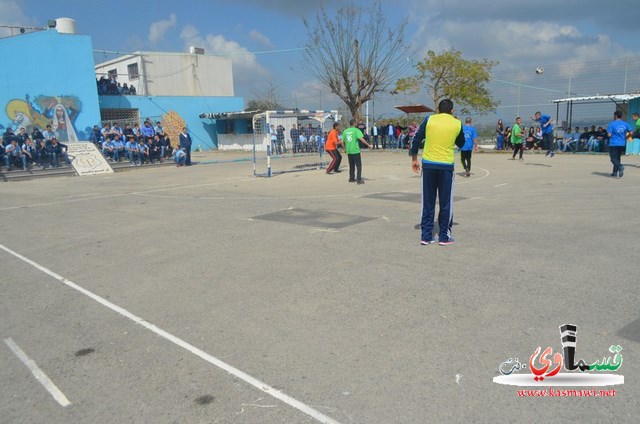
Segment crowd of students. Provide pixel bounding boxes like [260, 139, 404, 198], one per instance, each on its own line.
[90, 119, 179, 166]
[1, 125, 70, 171]
[97, 75, 137, 95]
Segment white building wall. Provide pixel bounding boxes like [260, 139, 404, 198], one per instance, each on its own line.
[95, 52, 234, 97]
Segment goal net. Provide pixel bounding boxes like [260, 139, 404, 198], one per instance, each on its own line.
[252, 110, 339, 177]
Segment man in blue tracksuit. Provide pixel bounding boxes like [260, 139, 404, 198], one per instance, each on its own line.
[461, 117, 478, 177]
[411, 99, 465, 246]
[532, 111, 555, 157]
[607, 110, 632, 178]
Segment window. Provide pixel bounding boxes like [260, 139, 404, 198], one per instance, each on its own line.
[127, 63, 139, 80]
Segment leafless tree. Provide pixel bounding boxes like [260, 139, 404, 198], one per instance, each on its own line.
[303, 1, 409, 121]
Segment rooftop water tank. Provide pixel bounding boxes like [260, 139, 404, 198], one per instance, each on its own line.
[55, 18, 76, 34]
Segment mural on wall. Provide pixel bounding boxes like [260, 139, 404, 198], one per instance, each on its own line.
[5, 94, 82, 142]
[161, 110, 187, 148]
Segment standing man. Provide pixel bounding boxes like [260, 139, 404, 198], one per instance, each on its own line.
[342, 119, 371, 184]
[371, 123, 379, 149]
[410, 99, 465, 246]
[607, 110, 632, 178]
[179, 127, 192, 166]
[461, 117, 478, 176]
[531, 111, 555, 157]
[325, 122, 342, 174]
[387, 122, 395, 149]
[510, 117, 524, 160]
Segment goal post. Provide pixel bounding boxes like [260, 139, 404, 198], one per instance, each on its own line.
[252, 110, 340, 177]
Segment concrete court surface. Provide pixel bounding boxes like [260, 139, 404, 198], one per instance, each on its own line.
[1, 150, 639, 423]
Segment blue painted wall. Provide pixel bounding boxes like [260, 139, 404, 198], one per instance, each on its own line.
[99, 95, 244, 150]
[0, 30, 101, 141]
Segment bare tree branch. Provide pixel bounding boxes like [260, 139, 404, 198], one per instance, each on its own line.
[303, 1, 409, 120]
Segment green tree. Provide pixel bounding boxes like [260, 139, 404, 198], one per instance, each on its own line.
[396, 49, 498, 115]
[303, 1, 409, 121]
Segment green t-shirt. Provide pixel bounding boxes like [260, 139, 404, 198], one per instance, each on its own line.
[510, 123, 523, 144]
[635, 118, 640, 131]
[342, 127, 364, 154]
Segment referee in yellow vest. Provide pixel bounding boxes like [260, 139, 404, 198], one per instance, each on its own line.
[410, 99, 465, 246]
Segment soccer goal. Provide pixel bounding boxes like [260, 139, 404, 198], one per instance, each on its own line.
[252, 110, 340, 177]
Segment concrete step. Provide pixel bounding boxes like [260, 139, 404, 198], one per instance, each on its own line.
[1, 166, 76, 182]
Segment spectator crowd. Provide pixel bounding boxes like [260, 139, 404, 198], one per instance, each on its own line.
[90, 118, 180, 166]
[97, 75, 137, 96]
[1, 124, 70, 171]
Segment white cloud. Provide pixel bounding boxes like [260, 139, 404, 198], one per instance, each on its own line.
[148, 13, 176, 44]
[410, 13, 631, 72]
[249, 29, 274, 49]
[180, 24, 270, 89]
[0, 0, 34, 37]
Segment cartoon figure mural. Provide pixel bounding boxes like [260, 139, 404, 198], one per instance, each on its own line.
[5, 94, 81, 142]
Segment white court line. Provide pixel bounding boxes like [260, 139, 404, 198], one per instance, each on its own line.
[0, 193, 129, 212]
[4, 338, 71, 407]
[0, 177, 254, 212]
[494, 183, 508, 188]
[457, 167, 490, 185]
[0, 243, 341, 424]
[55, 193, 99, 200]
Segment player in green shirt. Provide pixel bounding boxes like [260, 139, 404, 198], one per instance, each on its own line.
[510, 117, 524, 160]
[342, 119, 371, 184]
[633, 112, 640, 136]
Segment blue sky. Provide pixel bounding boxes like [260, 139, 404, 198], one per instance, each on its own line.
[2, 0, 639, 120]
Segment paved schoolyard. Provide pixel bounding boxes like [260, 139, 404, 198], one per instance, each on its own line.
[1, 150, 639, 423]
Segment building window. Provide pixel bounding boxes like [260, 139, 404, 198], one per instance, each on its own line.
[128, 63, 139, 80]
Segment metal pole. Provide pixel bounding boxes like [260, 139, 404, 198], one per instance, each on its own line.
[355, 38, 361, 120]
[365, 101, 369, 134]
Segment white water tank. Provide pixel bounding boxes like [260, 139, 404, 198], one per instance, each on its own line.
[55, 18, 76, 34]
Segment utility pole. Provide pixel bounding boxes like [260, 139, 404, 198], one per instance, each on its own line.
[354, 38, 361, 121]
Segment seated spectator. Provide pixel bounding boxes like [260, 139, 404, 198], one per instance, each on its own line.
[163, 135, 173, 158]
[3, 127, 15, 146]
[35, 139, 47, 169]
[32, 126, 44, 143]
[150, 134, 164, 162]
[132, 123, 141, 138]
[154, 121, 164, 137]
[48, 138, 70, 167]
[562, 126, 581, 152]
[22, 138, 37, 169]
[102, 137, 117, 162]
[173, 146, 186, 166]
[16, 127, 29, 145]
[111, 122, 123, 140]
[141, 121, 155, 139]
[123, 123, 134, 140]
[113, 136, 125, 161]
[596, 126, 608, 150]
[586, 125, 599, 152]
[525, 127, 536, 150]
[89, 125, 103, 147]
[125, 136, 140, 165]
[138, 138, 150, 164]
[42, 124, 57, 143]
[4, 138, 26, 170]
[0, 143, 5, 170]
